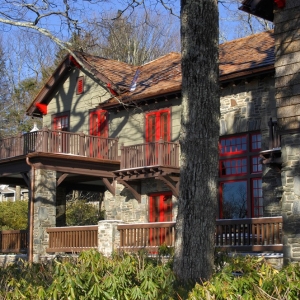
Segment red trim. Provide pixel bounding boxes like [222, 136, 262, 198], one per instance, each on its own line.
[35, 103, 47, 115]
[77, 77, 84, 94]
[107, 83, 118, 96]
[145, 109, 171, 142]
[274, 0, 285, 8]
[69, 55, 81, 69]
[149, 192, 172, 222]
[89, 110, 108, 137]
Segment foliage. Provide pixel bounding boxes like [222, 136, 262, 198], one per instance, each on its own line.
[0, 250, 176, 300]
[188, 256, 300, 300]
[66, 199, 104, 226]
[1, 253, 300, 299]
[0, 200, 28, 230]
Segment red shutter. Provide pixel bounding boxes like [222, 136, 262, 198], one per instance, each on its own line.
[77, 77, 84, 94]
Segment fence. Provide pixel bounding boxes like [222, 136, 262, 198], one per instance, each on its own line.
[0, 230, 28, 253]
[120, 139, 180, 169]
[0, 128, 119, 161]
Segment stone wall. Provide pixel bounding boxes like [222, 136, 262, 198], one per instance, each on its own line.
[104, 180, 178, 222]
[220, 76, 281, 217]
[32, 169, 57, 263]
[274, 0, 300, 263]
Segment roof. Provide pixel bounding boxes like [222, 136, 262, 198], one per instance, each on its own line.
[27, 30, 275, 115]
[239, 0, 274, 22]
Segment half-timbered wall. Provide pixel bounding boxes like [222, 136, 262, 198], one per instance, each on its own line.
[43, 68, 111, 134]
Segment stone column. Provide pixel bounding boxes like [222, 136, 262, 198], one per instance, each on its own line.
[56, 186, 66, 227]
[274, 0, 300, 263]
[32, 169, 57, 262]
[98, 220, 122, 256]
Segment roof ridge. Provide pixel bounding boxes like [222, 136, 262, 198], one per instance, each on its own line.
[141, 52, 181, 67]
[220, 29, 274, 47]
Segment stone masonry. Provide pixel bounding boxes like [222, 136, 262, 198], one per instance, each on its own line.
[274, 0, 300, 263]
[32, 168, 56, 262]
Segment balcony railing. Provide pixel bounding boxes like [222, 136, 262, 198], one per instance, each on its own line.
[47, 226, 98, 253]
[0, 230, 28, 253]
[120, 139, 180, 169]
[118, 217, 283, 253]
[0, 128, 119, 161]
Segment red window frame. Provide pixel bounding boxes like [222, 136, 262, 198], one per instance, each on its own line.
[145, 109, 171, 143]
[89, 109, 108, 158]
[76, 76, 84, 95]
[52, 113, 69, 131]
[219, 132, 262, 218]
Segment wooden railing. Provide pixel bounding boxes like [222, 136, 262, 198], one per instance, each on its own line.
[0, 128, 119, 161]
[215, 217, 283, 251]
[46, 226, 98, 253]
[118, 222, 175, 252]
[0, 230, 28, 253]
[118, 217, 283, 253]
[120, 139, 180, 169]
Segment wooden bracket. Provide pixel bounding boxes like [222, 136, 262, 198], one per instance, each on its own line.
[103, 178, 116, 195]
[118, 179, 141, 202]
[57, 173, 69, 187]
[156, 175, 179, 197]
[21, 172, 30, 188]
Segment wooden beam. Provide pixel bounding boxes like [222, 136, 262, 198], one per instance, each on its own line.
[103, 178, 116, 195]
[118, 179, 141, 202]
[21, 172, 30, 188]
[57, 173, 69, 187]
[156, 175, 179, 197]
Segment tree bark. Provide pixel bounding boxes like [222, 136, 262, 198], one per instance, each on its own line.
[174, 0, 219, 282]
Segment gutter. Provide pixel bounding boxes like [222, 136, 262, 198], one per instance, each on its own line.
[26, 157, 35, 263]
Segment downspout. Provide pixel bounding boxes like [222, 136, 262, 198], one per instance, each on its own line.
[26, 157, 34, 263]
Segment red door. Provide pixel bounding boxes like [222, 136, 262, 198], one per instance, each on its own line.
[52, 114, 69, 153]
[145, 109, 170, 165]
[89, 110, 108, 158]
[149, 193, 172, 247]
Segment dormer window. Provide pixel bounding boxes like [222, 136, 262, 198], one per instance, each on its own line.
[77, 76, 84, 94]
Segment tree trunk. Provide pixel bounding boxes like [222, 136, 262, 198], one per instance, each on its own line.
[174, 0, 219, 282]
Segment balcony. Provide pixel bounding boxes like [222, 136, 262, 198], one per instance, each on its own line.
[0, 128, 119, 161]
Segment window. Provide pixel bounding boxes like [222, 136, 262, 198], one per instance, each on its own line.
[52, 114, 69, 131]
[145, 109, 171, 143]
[219, 133, 262, 218]
[76, 76, 84, 94]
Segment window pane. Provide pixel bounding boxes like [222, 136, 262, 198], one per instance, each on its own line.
[220, 159, 247, 176]
[221, 181, 247, 219]
[252, 179, 263, 217]
[251, 134, 261, 150]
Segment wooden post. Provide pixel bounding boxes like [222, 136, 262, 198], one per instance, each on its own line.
[79, 132, 85, 156]
[175, 141, 180, 167]
[18, 133, 23, 156]
[42, 127, 49, 152]
[120, 143, 125, 169]
[158, 138, 164, 165]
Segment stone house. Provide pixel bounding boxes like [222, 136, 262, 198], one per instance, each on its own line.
[0, 0, 299, 263]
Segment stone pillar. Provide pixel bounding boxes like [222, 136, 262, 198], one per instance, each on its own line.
[274, 0, 300, 263]
[98, 220, 122, 256]
[56, 187, 66, 227]
[32, 169, 57, 262]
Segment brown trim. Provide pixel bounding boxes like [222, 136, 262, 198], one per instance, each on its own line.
[118, 179, 141, 202]
[57, 173, 69, 186]
[102, 178, 116, 195]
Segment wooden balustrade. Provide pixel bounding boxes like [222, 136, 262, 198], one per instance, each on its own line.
[120, 139, 180, 169]
[47, 226, 98, 253]
[215, 217, 283, 252]
[118, 217, 283, 253]
[0, 129, 119, 161]
[117, 222, 176, 252]
[0, 230, 28, 253]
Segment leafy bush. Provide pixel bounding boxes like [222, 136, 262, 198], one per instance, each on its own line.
[0, 250, 175, 300]
[188, 256, 300, 300]
[66, 200, 104, 226]
[1, 252, 300, 299]
[0, 200, 28, 230]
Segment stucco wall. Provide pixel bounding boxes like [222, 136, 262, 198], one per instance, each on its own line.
[43, 68, 110, 134]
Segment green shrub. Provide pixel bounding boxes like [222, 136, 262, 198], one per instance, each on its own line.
[0, 200, 28, 230]
[66, 200, 104, 226]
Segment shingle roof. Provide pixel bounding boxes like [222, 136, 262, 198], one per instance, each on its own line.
[101, 30, 274, 107]
[27, 30, 275, 114]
